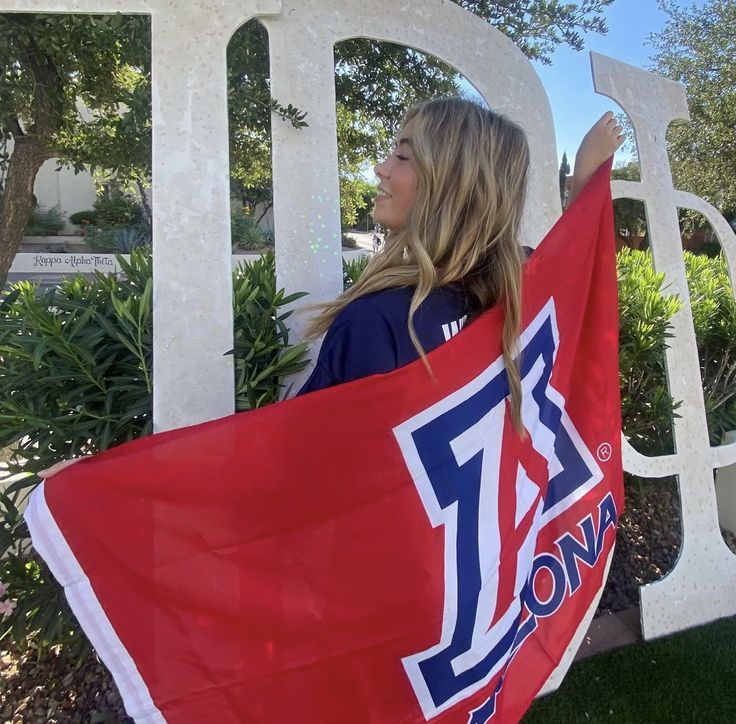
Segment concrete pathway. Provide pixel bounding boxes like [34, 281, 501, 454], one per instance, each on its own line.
[574, 606, 642, 662]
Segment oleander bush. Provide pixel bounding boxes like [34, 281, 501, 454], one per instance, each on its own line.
[231, 254, 309, 408]
[618, 248, 736, 454]
[617, 247, 681, 457]
[342, 254, 370, 289]
[0, 249, 308, 660]
[685, 252, 736, 443]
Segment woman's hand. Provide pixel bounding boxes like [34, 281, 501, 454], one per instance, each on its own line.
[567, 112, 625, 207]
[38, 458, 83, 479]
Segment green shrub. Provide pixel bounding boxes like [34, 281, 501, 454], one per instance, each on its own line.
[618, 249, 736, 451]
[23, 205, 65, 236]
[72, 195, 147, 251]
[231, 207, 271, 250]
[617, 247, 682, 456]
[685, 252, 736, 443]
[231, 254, 309, 409]
[343, 255, 370, 289]
[0, 256, 155, 660]
[69, 209, 98, 227]
[0, 249, 308, 660]
[92, 194, 142, 227]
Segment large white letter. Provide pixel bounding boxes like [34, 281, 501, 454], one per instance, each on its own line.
[592, 52, 736, 639]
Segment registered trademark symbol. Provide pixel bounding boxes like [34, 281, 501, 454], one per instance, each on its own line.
[597, 443, 612, 462]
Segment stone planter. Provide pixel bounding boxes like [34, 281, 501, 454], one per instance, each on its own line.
[19, 236, 93, 254]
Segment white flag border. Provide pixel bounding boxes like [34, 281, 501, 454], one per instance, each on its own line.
[24, 482, 166, 724]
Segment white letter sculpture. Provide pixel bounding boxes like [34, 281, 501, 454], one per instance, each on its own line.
[593, 52, 736, 639]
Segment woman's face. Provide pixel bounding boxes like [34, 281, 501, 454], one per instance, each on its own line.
[373, 119, 419, 231]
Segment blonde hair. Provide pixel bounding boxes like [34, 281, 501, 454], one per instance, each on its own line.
[307, 97, 529, 429]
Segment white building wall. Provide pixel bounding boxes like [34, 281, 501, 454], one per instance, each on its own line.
[6, 138, 97, 234]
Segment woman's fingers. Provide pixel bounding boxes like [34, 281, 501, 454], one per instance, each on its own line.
[598, 112, 625, 146]
[38, 458, 83, 479]
[567, 111, 626, 207]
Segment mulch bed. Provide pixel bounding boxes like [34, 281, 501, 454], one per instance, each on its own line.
[0, 649, 130, 723]
[3, 480, 736, 722]
[599, 480, 736, 613]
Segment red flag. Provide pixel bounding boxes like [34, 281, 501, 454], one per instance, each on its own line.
[26, 161, 622, 723]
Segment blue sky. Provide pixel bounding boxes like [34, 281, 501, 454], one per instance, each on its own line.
[528, 0, 704, 166]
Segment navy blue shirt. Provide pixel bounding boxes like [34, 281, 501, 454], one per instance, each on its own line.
[298, 285, 468, 395]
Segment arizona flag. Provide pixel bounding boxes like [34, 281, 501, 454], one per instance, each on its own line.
[26, 161, 622, 724]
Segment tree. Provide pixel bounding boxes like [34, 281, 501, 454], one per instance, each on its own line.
[649, 0, 736, 218]
[0, 13, 151, 284]
[458, 0, 612, 64]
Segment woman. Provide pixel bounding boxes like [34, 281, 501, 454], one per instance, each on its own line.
[39, 99, 621, 479]
[298, 97, 623, 434]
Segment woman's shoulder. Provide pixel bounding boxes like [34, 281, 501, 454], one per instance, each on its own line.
[335, 285, 466, 324]
[297, 285, 468, 395]
[333, 287, 415, 326]
[297, 290, 408, 395]
[335, 284, 468, 362]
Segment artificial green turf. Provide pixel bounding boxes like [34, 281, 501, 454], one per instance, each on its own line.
[522, 615, 736, 723]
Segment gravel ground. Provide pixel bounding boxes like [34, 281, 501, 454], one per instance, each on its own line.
[599, 480, 736, 612]
[0, 648, 130, 723]
[3, 479, 736, 721]
[0, 446, 14, 465]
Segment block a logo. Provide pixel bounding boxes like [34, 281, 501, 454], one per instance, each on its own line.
[393, 299, 605, 721]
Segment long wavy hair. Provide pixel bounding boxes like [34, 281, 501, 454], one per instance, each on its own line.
[306, 97, 530, 428]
